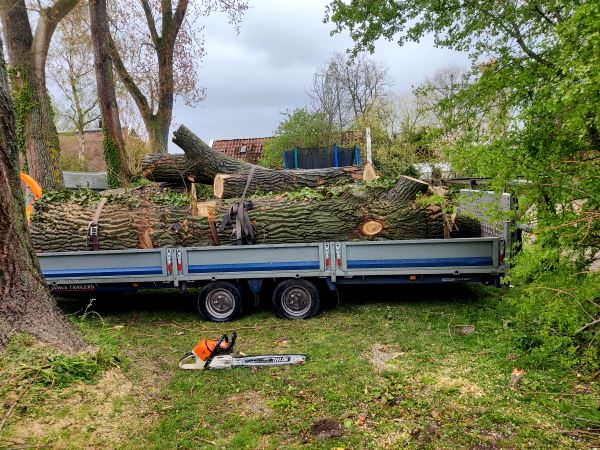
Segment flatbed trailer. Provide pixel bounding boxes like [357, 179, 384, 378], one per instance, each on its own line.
[38, 190, 515, 322]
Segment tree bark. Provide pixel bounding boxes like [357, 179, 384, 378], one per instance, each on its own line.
[213, 167, 363, 199]
[29, 177, 481, 252]
[0, 0, 77, 190]
[89, 0, 130, 187]
[0, 35, 86, 351]
[142, 126, 363, 196]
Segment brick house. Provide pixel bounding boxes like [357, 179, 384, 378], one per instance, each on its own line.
[58, 127, 141, 172]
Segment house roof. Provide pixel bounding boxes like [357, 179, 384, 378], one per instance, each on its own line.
[211, 137, 271, 164]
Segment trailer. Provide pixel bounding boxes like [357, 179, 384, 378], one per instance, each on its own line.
[38, 190, 515, 322]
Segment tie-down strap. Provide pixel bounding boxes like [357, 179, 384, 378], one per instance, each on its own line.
[87, 197, 107, 251]
[219, 167, 256, 245]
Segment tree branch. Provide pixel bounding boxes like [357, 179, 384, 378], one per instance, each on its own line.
[140, 0, 160, 47]
[107, 34, 151, 120]
[165, 0, 188, 47]
[576, 317, 600, 335]
[32, 0, 80, 74]
[533, 5, 556, 26]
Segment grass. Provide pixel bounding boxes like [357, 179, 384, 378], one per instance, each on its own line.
[0, 284, 599, 449]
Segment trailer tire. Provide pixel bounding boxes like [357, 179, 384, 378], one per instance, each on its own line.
[272, 279, 320, 320]
[198, 282, 243, 322]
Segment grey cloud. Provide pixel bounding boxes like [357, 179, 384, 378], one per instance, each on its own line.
[170, 0, 470, 149]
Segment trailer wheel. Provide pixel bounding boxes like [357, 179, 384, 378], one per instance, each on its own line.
[272, 279, 320, 320]
[198, 282, 243, 322]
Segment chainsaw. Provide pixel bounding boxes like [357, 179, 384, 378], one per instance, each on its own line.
[179, 332, 307, 370]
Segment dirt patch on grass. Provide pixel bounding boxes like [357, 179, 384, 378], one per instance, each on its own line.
[8, 366, 161, 448]
[310, 417, 344, 439]
[365, 343, 405, 372]
[227, 390, 273, 418]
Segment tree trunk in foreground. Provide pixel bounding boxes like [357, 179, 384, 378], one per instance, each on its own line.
[141, 126, 363, 196]
[89, 0, 130, 187]
[0, 37, 86, 351]
[29, 177, 481, 252]
[0, 0, 76, 190]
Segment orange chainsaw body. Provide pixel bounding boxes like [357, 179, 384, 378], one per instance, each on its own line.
[193, 339, 230, 361]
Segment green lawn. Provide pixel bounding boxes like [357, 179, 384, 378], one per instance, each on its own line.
[1, 285, 598, 449]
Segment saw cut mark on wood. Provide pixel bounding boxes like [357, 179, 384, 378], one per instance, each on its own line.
[362, 162, 379, 181]
[360, 220, 384, 236]
[196, 201, 217, 219]
[213, 174, 230, 200]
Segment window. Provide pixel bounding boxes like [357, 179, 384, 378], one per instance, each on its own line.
[240, 145, 247, 154]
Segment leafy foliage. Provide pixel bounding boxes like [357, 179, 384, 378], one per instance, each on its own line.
[260, 108, 341, 168]
[328, 0, 600, 369]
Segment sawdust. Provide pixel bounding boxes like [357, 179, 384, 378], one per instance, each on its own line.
[9, 365, 162, 448]
[377, 430, 412, 448]
[365, 343, 405, 372]
[227, 391, 273, 418]
[431, 368, 484, 398]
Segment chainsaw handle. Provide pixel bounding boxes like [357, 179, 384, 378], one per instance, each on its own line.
[228, 331, 237, 351]
[204, 334, 228, 369]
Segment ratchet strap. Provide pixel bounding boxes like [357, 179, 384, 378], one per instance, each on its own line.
[219, 167, 256, 245]
[87, 197, 107, 251]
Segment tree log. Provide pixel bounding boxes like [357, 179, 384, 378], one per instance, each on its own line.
[30, 177, 481, 253]
[213, 167, 362, 198]
[142, 126, 362, 196]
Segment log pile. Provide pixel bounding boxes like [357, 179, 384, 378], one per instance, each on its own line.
[142, 126, 363, 198]
[29, 177, 480, 253]
[29, 126, 482, 252]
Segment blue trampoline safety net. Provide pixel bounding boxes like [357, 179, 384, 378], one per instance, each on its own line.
[283, 145, 361, 169]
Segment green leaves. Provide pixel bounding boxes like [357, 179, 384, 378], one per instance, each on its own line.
[260, 108, 341, 168]
[328, 0, 600, 370]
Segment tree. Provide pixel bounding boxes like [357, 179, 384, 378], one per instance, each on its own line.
[89, 0, 130, 187]
[0, 35, 86, 351]
[48, 0, 100, 167]
[107, 0, 248, 153]
[327, 0, 600, 368]
[307, 52, 392, 128]
[0, 0, 79, 190]
[307, 59, 351, 133]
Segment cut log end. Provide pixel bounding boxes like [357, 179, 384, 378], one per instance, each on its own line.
[362, 162, 379, 181]
[213, 174, 231, 199]
[360, 220, 384, 236]
[196, 201, 217, 219]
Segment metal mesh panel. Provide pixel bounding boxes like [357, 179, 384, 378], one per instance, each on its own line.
[457, 190, 514, 242]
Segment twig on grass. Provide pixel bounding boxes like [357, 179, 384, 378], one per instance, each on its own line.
[0, 369, 41, 433]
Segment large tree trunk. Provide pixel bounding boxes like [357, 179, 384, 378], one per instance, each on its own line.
[29, 177, 481, 252]
[0, 0, 75, 191]
[0, 36, 86, 351]
[147, 114, 171, 155]
[89, 0, 130, 187]
[142, 126, 363, 197]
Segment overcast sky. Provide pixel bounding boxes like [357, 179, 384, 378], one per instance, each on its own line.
[170, 0, 469, 151]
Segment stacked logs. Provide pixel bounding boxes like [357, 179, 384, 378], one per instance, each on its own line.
[142, 126, 363, 198]
[29, 126, 481, 252]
